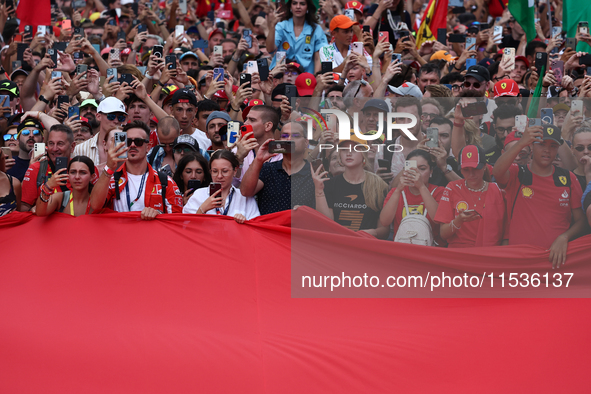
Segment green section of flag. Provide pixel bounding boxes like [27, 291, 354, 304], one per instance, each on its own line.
[508, 0, 536, 43]
[563, 0, 591, 53]
[527, 66, 545, 118]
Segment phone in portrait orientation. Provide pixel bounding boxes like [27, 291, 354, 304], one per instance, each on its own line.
[107, 67, 118, 82]
[14, 33, 22, 42]
[461, 101, 488, 117]
[114, 131, 127, 159]
[243, 29, 252, 48]
[119, 73, 133, 85]
[33, 143, 45, 159]
[285, 84, 297, 101]
[117, 30, 126, 42]
[213, 67, 224, 82]
[268, 140, 293, 154]
[55, 156, 68, 174]
[164, 55, 176, 70]
[465, 36, 477, 51]
[16, 43, 28, 62]
[24, 25, 32, 35]
[0, 95, 10, 116]
[578, 21, 589, 35]
[47, 48, 57, 65]
[73, 27, 83, 37]
[137, 24, 147, 34]
[571, 100, 583, 115]
[11, 61, 21, 70]
[579, 54, 591, 66]
[108, 18, 117, 26]
[465, 58, 477, 69]
[344, 9, 355, 21]
[246, 60, 258, 74]
[213, 45, 223, 56]
[552, 60, 564, 85]
[257, 58, 270, 81]
[68, 105, 80, 120]
[321, 61, 333, 75]
[175, 25, 184, 38]
[76, 64, 88, 80]
[426, 127, 439, 148]
[160, 164, 173, 177]
[37, 25, 46, 36]
[187, 179, 201, 194]
[437, 28, 447, 45]
[57, 95, 69, 108]
[566, 37, 577, 51]
[534, 52, 548, 75]
[541, 108, 554, 126]
[448, 34, 466, 43]
[240, 124, 255, 140]
[377, 159, 390, 169]
[109, 48, 121, 61]
[551, 26, 562, 39]
[502, 47, 516, 71]
[311, 158, 323, 172]
[152, 45, 164, 58]
[404, 160, 417, 171]
[379, 31, 389, 42]
[515, 115, 527, 137]
[51, 70, 62, 80]
[227, 121, 241, 148]
[275, 51, 287, 66]
[493, 26, 503, 44]
[362, 25, 370, 33]
[240, 73, 251, 89]
[178, 0, 187, 14]
[351, 41, 364, 55]
[61, 19, 72, 31]
[209, 182, 222, 196]
[1, 147, 11, 158]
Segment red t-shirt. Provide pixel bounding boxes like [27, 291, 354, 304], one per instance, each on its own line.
[434, 179, 490, 248]
[383, 184, 445, 245]
[500, 164, 583, 249]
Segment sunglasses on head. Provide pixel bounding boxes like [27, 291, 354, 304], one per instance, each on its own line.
[464, 81, 482, 89]
[126, 138, 149, 147]
[106, 113, 127, 122]
[161, 142, 175, 148]
[20, 129, 41, 136]
[574, 145, 591, 152]
[3, 134, 17, 141]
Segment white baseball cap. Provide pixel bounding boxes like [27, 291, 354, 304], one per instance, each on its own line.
[97, 97, 127, 115]
[387, 82, 423, 99]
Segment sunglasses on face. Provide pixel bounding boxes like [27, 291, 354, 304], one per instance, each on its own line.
[161, 142, 175, 148]
[3, 134, 17, 141]
[106, 113, 127, 122]
[20, 129, 42, 136]
[574, 145, 591, 152]
[464, 81, 482, 89]
[421, 113, 439, 119]
[126, 138, 149, 147]
[174, 147, 194, 154]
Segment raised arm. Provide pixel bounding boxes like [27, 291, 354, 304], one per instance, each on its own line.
[493, 125, 543, 185]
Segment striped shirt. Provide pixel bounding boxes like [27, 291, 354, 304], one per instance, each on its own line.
[72, 133, 100, 165]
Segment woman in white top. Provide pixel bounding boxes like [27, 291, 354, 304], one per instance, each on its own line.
[183, 150, 260, 223]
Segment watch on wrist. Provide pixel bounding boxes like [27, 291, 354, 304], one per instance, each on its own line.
[39, 95, 50, 104]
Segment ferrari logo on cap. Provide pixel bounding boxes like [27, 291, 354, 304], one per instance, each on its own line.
[352, 1, 358, 5]
[547, 127, 554, 135]
[306, 78, 312, 86]
[501, 82, 507, 89]
[559, 176, 567, 185]
[467, 152, 472, 158]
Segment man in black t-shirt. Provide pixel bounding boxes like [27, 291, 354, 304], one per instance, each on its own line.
[7, 118, 45, 182]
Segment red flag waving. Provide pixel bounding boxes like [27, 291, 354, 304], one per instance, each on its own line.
[416, 0, 449, 48]
[16, 0, 51, 33]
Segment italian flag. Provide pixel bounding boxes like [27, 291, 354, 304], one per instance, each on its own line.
[563, 0, 591, 52]
[508, 0, 536, 43]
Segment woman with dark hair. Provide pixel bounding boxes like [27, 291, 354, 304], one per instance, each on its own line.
[183, 150, 259, 223]
[266, 0, 328, 74]
[35, 156, 95, 217]
[0, 148, 21, 216]
[366, 0, 412, 47]
[173, 153, 212, 206]
[379, 150, 444, 245]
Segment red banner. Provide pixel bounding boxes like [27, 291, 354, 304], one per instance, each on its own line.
[1, 209, 591, 392]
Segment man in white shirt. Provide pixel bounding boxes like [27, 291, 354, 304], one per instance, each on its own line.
[170, 89, 215, 150]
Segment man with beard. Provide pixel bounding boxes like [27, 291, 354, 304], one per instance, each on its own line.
[325, 85, 345, 111]
[6, 118, 44, 181]
[205, 112, 231, 151]
[80, 99, 99, 134]
[484, 104, 522, 165]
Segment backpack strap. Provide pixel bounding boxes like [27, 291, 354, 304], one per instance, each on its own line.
[510, 166, 527, 219]
[36, 160, 49, 189]
[147, 145, 163, 167]
[157, 170, 168, 214]
[59, 190, 71, 213]
[402, 188, 437, 217]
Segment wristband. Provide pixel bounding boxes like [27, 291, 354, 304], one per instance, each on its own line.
[103, 165, 115, 176]
[453, 121, 464, 127]
[39, 95, 49, 104]
[145, 73, 154, 79]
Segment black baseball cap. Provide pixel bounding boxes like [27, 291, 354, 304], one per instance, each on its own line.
[170, 89, 198, 107]
[465, 65, 491, 83]
[0, 80, 20, 98]
[362, 99, 389, 112]
[541, 124, 564, 145]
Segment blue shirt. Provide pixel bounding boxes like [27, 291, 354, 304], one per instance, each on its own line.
[270, 19, 328, 74]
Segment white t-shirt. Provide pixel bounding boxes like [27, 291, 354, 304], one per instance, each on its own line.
[189, 128, 211, 151]
[183, 185, 260, 220]
[113, 173, 147, 212]
[319, 43, 373, 70]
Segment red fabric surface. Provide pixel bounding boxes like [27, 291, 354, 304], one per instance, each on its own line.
[16, 0, 51, 33]
[1, 208, 591, 392]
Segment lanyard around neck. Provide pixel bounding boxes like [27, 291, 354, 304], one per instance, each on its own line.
[125, 171, 148, 211]
[216, 188, 235, 216]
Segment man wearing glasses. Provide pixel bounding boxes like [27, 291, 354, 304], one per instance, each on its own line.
[484, 104, 522, 165]
[6, 118, 44, 181]
[440, 72, 465, 97]
[90, 121, 182, 218]
[463, 65, 490, 97]
[73, 97, 128, 167]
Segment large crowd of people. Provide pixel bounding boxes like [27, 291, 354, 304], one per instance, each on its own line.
[0, 0, 590, 267]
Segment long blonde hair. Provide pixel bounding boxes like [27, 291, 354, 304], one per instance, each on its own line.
[464, 119, 483, 147]
[340, 149, 388, 212]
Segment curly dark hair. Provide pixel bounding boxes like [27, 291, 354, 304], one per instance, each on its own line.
[283, 0, 318, 28]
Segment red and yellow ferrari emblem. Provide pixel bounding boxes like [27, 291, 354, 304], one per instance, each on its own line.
[559, 176, 567, 185]
[352, 1, 358, 5]
[467, 152, 472, 158]
[305, 78, 312, 86]
[501, 82, 506, 89]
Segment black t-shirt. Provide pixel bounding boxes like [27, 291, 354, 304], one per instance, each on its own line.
[325, 174, 385, 232]
[573, 172, 587, 193]
[6, 156, 29, 182]
[378, 9, 412, 47]
[430, 156, 461, 187]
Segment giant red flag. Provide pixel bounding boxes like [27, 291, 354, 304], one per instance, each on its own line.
[16, 0, 51, 33]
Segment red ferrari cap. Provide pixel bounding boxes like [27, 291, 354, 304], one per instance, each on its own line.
[503, 130, 521, 147]
[459, 144, 487, 169]
[295, 72, 317, 96]
[493, 78, 519, 97]
[345, 1, 363, 13]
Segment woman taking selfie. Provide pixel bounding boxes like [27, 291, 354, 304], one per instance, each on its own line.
[313, 140, 389, 238]
[35, 156, 95, 217]
[0, 148, 21, 216]
[434, 145, 505, 247]
[173, 153, 212, 206]
[379, 150, 444, 245]
[183, 150, 259, 223]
